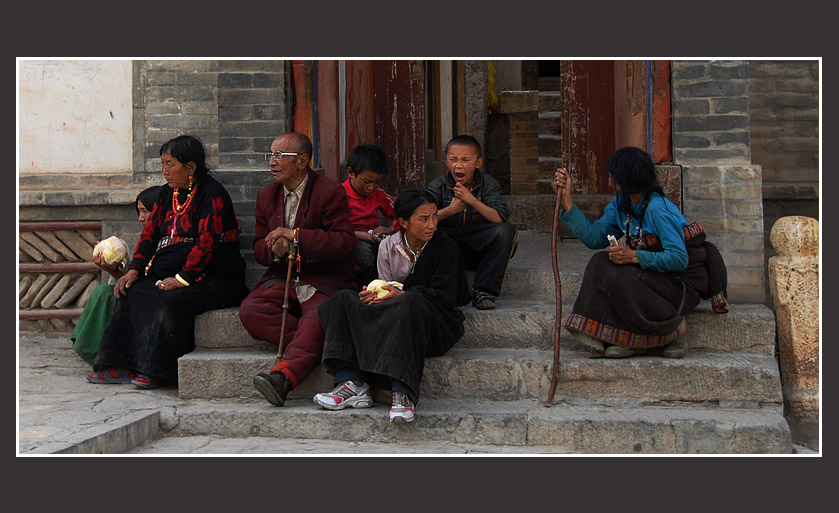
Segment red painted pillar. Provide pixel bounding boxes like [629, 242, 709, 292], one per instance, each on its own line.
[650, 60, 672, 164]
[317, 60, 340, 181]
[291, 60, 310, 137]
[345, 60, 375, 151]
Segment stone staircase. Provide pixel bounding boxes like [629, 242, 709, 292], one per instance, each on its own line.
[143, 228, 792, 454]
[538, 89, 563, 195]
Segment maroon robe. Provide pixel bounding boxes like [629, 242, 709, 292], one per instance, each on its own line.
[239, 168, 357, 388]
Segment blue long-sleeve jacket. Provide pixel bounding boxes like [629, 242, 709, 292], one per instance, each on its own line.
[559, 193, 689, 272]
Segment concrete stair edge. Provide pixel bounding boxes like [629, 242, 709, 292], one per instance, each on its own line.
[194, 302, 777, 355]
[159, 399, 792, 454]
[177, 346, 783, 404]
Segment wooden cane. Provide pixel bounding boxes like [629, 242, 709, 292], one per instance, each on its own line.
[276, 243, 297, 361]
[545, 170, 564, 407]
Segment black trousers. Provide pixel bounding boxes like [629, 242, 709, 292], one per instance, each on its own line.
[350, 239, 379, 290]
[439, 222, 518, 297]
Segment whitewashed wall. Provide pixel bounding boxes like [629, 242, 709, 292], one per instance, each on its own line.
[18, 60, 133, 176]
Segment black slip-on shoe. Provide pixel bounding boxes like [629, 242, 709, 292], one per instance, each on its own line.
[253, 372, 292, 406]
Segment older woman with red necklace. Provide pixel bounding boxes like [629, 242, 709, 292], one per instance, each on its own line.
[87, 135, 248, 389]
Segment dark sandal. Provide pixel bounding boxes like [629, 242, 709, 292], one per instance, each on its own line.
[87, 368, 137, 384]
[131, 374, 160, 389]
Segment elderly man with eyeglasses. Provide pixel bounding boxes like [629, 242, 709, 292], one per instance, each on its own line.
[239, 132, 357, 407]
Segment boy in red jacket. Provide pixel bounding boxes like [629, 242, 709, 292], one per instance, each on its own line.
[342, 144, 398, 288]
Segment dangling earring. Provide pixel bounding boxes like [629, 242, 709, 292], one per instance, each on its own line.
[188, 174, 194, 189]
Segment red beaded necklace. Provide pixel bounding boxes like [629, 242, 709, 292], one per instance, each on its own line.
[145, 183, 197, 276]
[172, 183, 197, 216]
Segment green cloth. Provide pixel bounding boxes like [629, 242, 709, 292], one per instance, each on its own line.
[71, 283, 115, 365]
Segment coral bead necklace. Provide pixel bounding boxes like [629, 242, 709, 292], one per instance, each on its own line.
[172, 184, 197, 216]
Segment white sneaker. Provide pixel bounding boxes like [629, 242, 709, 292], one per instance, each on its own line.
[314, 380, 373, 410]
[389, 391, 415, 423]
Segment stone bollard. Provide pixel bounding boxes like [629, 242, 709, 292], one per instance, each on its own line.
[768, 215, 819, 447]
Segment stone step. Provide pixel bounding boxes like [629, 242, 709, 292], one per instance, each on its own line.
[127, 434, 576, 454]
[538, 90, 562, 112]
[539, 134, 562, 158]
[177, 346, 782, 405]
[538, 156, 563, 176]
[244, 229, 587, 288]
[152, 398, 792, 454]
[538, 111, 562, 134]
[195, 301, 774, 355]
[506, 202, 601, 235]
[505, 197, 564, 232]
[460, 301, 775, 354]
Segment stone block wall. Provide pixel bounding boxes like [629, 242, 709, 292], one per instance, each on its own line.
[749, 61, 819, 188]
[681, 164, 765, 303]
[672, 60, 765, 304]
[672, 61, 751, 164]
[134, 60, 221, 187]
[134, 60, 289, 180]
[748, 60, 819, 305]
[216, 60, 290, 169]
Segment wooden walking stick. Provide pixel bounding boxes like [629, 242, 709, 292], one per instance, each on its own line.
[276, 238, 299, 361]
[545, 168, 564, 407]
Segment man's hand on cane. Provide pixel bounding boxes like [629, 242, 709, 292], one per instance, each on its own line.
[266, 227, 295, 260]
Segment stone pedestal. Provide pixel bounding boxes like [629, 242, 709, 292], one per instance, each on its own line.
[768, 215, 819, 447]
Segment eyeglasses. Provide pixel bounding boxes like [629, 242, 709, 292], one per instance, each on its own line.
[264, 151, 300, 161]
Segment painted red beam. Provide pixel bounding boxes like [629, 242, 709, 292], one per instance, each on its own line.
[19, 263, 99, 273]
[19, 309, 84, 319]
[317, 60, 340, 182]
[651, 60, 672, 164]
[19, 221, 102, 231]
[292, 60, 310, 137]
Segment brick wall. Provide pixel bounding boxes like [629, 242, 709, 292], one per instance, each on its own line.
[216, 60, 290, 168]
[492, 91, 539, 195]
[672, 61, 751, 164]
[748, 60, 819, 305]
[672, 60, 765, 303]
[135, 60, 289, 178]
[749, 61, 819, 190]
[509, 112, 539, 195]
[134, 60, 221, 187]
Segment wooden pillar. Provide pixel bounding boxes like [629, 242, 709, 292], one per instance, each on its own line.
[317, 60, 340, 181]
[345, 60, 376, 150]
[291, 60, 310, 137]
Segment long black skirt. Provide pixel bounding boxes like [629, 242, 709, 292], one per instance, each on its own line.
[94, 274, 248, 383]
[319, 289, 465, 402]
[564, 251, 701, 349]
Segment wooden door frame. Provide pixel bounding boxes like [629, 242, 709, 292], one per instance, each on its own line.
[560, 59, 672, 197]
[292, 60, 428, 191]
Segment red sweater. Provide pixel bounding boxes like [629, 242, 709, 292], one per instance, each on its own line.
[342, 179, 398, 232]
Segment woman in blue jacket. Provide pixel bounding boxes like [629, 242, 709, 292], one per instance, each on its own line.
[552, 147, 728, 359]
